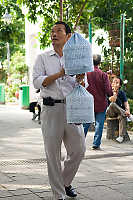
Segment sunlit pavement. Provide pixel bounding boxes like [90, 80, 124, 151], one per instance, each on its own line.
[0, 103, 133, 200]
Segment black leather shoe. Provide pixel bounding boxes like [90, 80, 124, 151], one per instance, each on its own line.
[65, 185, 77, 197]
[58, 199, 65, 200]
[92, 146, 101, 150]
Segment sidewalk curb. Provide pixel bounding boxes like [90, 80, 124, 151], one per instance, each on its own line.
[0, 151, 133, 169]
[85, 151, 133, 160]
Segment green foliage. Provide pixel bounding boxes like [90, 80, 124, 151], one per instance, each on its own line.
[0, 68, 7, 83]
[5, 82, 19, 102]
[124, 62, 133, 99]
[128, 99, 133, 114]
[18, 0, 133, 65]
[128, 99, 133, 131]
[19, 0, 95, 48]
[2, 51, 28, 102]
[91, 0, 133, 62]
[0, 0, 25, 62]
[9, 51, 28, 81]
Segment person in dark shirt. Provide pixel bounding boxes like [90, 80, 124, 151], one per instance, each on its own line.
[29, 89, 41, 123]
[106, 77, 131, 143]
[83, 54, 112, 149]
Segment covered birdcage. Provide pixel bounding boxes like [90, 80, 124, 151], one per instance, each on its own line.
[66, 84, 95, 124]
[63, 32, 94, 75]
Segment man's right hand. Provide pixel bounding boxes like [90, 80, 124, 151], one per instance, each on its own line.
[59, 68, 65, 77]
[42, 68, 65, 87]
[109, 95, 117, 102]
[76, 73, 85, 84]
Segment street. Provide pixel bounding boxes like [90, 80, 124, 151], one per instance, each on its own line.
[0, 104, 133, 200]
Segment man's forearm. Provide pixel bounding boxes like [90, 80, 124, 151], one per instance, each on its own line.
[42, 68, 65, 87]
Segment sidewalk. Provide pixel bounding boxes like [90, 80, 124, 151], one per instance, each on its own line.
[0, 104, 133, 200]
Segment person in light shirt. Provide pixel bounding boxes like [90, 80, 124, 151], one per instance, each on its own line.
[33, 21, 85, 200]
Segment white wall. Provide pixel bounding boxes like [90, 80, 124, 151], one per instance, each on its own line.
[25, 18, 41, 102]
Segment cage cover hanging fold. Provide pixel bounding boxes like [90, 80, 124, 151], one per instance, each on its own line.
[63, 32, 94, 75]
[66, 84, 95, 124]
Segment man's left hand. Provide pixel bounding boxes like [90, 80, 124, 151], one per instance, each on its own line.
[76, 74, 85, 84]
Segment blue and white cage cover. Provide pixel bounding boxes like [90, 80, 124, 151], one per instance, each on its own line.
[63, 32, 94, 75]
[66, 85, 95, 124]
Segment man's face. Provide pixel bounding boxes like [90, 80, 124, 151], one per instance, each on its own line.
[51, 24, 70, 48]
[112, 78, 120, 91]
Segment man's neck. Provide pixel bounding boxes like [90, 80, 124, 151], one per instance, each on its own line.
[54, 46, 63, 57]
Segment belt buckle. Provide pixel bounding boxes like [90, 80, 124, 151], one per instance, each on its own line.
[63, 99, 66, 104]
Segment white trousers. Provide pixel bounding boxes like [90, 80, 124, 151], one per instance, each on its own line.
[41, 103, 86, 200]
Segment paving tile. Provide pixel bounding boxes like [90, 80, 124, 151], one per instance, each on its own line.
[77, 185, 132, 200]
[0, 193, 42, 200]
[0, 104, 133, 200]
[0, 190, 13, 198]
[109, 182, 133, 198]
[9, 189, 32, 196]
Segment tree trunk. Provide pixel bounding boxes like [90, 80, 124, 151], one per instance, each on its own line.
[106, 118, 119, 139]
[106, 118, 130, 142]
[60, 0, 63, 21]
[74, 0, 88, 31]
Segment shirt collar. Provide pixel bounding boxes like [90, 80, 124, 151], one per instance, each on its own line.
[94, 66, 99, 69]
[49, 49, 63, 60]
[49, 50, 56, 56]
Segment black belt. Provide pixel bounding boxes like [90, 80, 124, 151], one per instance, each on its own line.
[54, 99, 65, 103]
[43, 97, 65, 106]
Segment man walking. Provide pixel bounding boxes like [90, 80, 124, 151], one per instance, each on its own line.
[33, 21, 86, 200]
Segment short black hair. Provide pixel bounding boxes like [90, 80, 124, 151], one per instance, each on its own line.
[55, 21, 71, 35]
[93, 54, 101, 66]
[117, 76, 123, 87]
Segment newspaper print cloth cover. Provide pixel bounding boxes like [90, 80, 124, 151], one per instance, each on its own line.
[63, 32, 94, 75]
